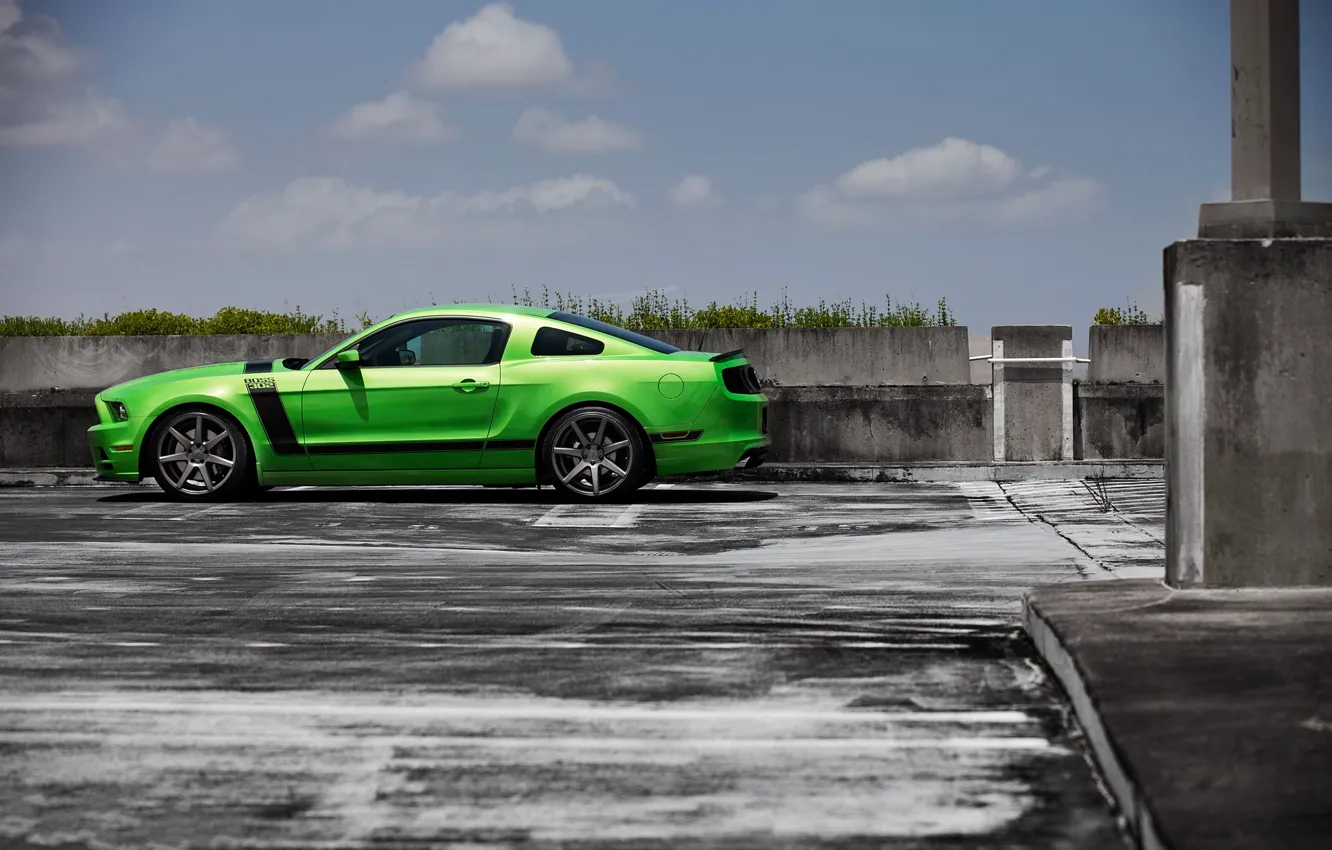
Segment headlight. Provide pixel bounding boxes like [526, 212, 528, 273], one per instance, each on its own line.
[106, 400, 129, 422]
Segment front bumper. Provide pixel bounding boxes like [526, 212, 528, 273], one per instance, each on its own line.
[88, 419, 145, 482]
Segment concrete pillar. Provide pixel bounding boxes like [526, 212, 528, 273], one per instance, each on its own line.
[1228, 0, 1301, 203]
[1166, 0, 1332, 587]
[1164, 241, 1332, 587]
[1197, 0, 1332, 238]
[989, 326, 1074, 462]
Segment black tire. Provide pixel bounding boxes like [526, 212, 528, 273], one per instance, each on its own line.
[148, 406, 254, 502]
[540, 406, 647, 502]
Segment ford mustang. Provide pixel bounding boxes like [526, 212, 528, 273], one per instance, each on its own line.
[88, 305, 770, 501]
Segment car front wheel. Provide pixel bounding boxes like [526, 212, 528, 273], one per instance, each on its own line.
[150, 407, 252, 502]
[541, 406, 646, 502]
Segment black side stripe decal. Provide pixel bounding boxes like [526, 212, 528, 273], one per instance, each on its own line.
[308, 440, 486, 455]
[245, 379, 303, 455]
[484, 439, 536, 451]
[243, 359, 275, 373]
[305, 442, 532, 455]
[305, 439, 534, 455]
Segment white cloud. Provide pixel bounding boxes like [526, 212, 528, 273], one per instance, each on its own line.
[799, 137, 1102, 229]
[413, 3, 570, 92]
[411, 3, 611, 94]
[330, 91, 457, 144]
[512, 107, 642, 154]
[0, 0, 83, 84]
[834, 137, 1022, 200]
[0, 2, 241, 175]
[219, 174, 637, 252]
[989, 177, 1104, 225]
[143, 117, 240, 174]
[0, 1, 19, 32]
[669, 174, 722, 209]
[794, 185, 880, 230]
[0, 89, 127, 146]
[1, 3, 102, 146]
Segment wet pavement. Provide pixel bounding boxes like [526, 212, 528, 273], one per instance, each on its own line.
[0, 481, 1162, 848]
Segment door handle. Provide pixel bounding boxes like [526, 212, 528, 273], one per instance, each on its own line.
[452, 379, 490, 393]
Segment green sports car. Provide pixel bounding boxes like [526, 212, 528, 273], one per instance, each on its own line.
[88, 305, 770, 501]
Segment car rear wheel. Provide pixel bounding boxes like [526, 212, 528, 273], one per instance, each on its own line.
[542, 406, 646, 502]
[150, 407, 253, 502]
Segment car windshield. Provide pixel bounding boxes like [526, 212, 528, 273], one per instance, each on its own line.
[548, 311, 680, 354]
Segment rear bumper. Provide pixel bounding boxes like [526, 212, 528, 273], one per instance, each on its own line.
[651, 387, 770, 476]
[653, 435, 771, 476]
[735, 446, 769, 470]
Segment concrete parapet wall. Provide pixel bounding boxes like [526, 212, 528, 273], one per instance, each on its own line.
[1, 326, 973, 393]
[650, 327, 972, 386]
[0, 324, 1172, 468]
[0, 391, 99, 468]
[3, 386, 997, 468]
[1076, 383, 1164, 461]
[1087, 325, 1165, 383]
[1, 382, 1167, 468]
[0, 334, 350, 393]
[766, 385, 991, 463]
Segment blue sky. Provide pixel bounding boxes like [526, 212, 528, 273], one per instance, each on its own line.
[1, 0, 1329, 336]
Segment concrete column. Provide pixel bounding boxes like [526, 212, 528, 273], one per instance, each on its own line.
[1198, 0, 1332, 238]
[1164, 241, 1332, 587]
[1165, 0, 1332, 587]
[1229, 0, 1301, 202]
[989, 326, 1074, 462]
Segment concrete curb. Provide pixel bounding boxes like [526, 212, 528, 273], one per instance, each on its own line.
[735, 461, 1164, 483]
[1023, 594, 1168, 850]
[0, 469, 154, 488]
[1, 461, 1166, 488]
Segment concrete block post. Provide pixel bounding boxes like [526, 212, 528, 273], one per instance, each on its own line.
[1164, 241, 1332, 587]
[989, 326, 1074, 462]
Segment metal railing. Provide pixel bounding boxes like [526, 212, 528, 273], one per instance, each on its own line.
[969, 355, 1091, 364]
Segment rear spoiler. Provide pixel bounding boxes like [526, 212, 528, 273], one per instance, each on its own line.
[708, 349, 745, 363]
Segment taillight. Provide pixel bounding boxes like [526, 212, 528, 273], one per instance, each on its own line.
[722, 364, 762, 395]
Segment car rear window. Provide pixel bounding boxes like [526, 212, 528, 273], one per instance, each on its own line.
[547, 311, 680, 354]
[531, 327, 605, 356]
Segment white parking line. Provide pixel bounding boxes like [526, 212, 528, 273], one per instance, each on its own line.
[0, 731, 1058, 752]
[0, 697, 1034, 724]
[531, 503, 633, 527]
[531, 482, 674, 528]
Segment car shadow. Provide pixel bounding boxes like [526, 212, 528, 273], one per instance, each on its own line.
[96, 486, 779, 506]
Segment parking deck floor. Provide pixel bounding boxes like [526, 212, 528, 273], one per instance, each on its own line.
[0, 481, 1163, 848]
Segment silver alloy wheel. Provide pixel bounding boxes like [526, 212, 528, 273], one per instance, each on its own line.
[550, 411, 635, 498]
[156, 411, 238, 495]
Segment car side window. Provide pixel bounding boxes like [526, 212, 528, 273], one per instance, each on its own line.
[531, 327, 605, 357]
[348, 319, 508, 368]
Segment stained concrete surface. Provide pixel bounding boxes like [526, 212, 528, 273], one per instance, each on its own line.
[0, 482, 1158, 848]
[1075, 384, 1165, 462]
[1027, 580, 1332, 850]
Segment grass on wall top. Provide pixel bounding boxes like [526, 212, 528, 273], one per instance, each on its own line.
[1092, 299, 1159, 325]
[0, 288, 958, 336]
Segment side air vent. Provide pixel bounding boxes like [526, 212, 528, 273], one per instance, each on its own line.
[722, 364, 762, 395]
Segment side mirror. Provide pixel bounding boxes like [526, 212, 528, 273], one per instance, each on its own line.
[336, 349, 361, 370]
